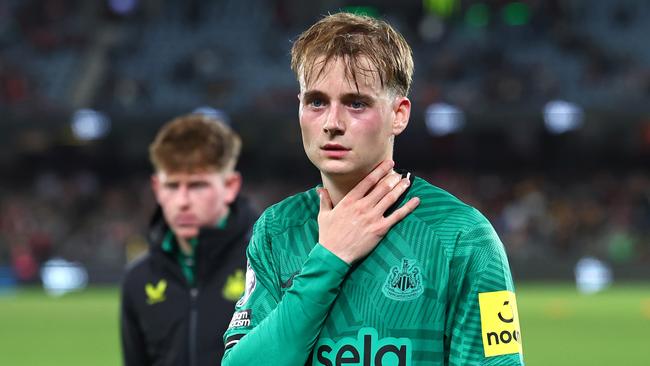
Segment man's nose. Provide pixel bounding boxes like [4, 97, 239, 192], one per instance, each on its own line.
[323, 103, 345, 135]
[176, 186, 190, 206]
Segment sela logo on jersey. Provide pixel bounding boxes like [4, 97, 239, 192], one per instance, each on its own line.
[228, 309, 251, 329]
[382, 258, 424, 301]
[236, 262, 256, 307]
[312, 328, 412, 366]
[478, 290, 522, 357]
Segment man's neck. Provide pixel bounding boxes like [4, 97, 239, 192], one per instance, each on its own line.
[176, 237, 194, 256]
[321, 168, 396, 206]
[174, 207, 230, 255]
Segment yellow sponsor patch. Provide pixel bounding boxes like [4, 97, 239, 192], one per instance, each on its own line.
[145, 279, 167, 305]
[478, 290, 522, 357]
[222, 269, 246, 302]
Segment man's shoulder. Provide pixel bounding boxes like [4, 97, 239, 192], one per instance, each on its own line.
[122, 251, 154, 286]
[409, 177, 491, 239]
[255, 187, 319, 236]
[409, 176, 486, 229]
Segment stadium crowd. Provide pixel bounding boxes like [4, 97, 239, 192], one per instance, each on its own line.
[1, 0, 650, 114]
[1, 169, 648, 283]
[1, 1, 649, 282]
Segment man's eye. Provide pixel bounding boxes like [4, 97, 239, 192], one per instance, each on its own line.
[350, 101, 366, 109]
[310, 99, 324, 108]
[189, 182, 209, 189]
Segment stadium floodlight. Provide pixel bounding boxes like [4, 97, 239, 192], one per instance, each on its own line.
[71, 109, 111, 141]
[41, 258, 89, 297]
[574, 257, 612, 294]
[543, 100, 584, 134]
[108, 0, 138, 15]
[502, 2, 531, 26]
[425, 102, 465, 136]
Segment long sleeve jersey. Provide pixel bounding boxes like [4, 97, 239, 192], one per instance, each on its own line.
[222, 176, 524, 366]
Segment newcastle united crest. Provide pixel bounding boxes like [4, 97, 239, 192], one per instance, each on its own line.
[382, 258, 424, 301]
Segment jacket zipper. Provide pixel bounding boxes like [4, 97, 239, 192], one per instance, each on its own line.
[189, 287, 199, 366]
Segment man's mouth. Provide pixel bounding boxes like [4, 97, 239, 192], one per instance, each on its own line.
[321, 143, 350, 151]
[320, 144, 351, 159]
[174, 216, 198, 226]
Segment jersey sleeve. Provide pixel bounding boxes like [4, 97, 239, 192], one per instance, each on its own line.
[445, 208, 524, 366]
[221, 210, 351, 366]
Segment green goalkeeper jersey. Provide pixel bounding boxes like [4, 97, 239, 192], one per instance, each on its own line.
[223, 176, 523, 366]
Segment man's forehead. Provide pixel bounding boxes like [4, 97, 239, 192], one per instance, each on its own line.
[300, 55, 384, 94]
[157, 169, 221, 181]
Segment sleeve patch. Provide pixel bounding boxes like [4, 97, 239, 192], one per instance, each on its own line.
[228, 309, 252, 329]
[236, 261, 257, 307]
[478, 290, 522, 357]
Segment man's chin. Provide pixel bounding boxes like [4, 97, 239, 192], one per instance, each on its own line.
[317, 159, 381, 179]
[317, 160, 356, 176]
[172, 227, 199, 239]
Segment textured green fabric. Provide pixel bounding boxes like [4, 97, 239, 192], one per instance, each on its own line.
[223, 176, 524, 365]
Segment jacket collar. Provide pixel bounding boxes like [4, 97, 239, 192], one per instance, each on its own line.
[148, 196, 257, 263]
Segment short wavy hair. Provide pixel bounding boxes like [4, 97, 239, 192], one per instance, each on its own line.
[291, 12, 414, 97]
[149, 114, 241, 173]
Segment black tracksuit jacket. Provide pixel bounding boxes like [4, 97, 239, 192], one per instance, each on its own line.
[120, 197, 257, 366]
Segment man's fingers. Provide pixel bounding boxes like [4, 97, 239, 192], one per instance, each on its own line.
[346, 160, 394, 200]
[374, 177, 411, 213]
[364, 172, 403, 207]
[383, 197, 420, 228]
[318, 188, 333, 212]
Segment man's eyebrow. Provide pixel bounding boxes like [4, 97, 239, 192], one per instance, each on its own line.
[340, 93, 375, 105]
[340, 93, 374, 101]
[302, 90, 328, 101]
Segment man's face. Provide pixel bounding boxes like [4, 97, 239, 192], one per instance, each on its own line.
[152, 169, 241, 239]
[298, 57, 410, 178]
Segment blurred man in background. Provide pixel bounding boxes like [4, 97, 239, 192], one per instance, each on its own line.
[222, 12, 523, 365]
[120, 114, 256, 366]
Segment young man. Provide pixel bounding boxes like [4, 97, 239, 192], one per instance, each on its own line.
[120, 114, 257, 366]
[223, 13, 523, 366]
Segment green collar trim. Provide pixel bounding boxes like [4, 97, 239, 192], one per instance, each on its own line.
[159, 212, 228, 287]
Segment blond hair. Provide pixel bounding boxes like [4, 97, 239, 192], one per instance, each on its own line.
[291, 12, 414, 96]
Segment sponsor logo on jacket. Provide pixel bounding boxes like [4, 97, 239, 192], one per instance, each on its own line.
[145, 279, 167, 305]
[222, 269, 245, 302]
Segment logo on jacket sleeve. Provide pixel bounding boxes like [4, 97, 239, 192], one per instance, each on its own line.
[222, 269, 245, 302]
[382, 258, 424, 301]
[479, 290, 522, 357]
[235, 262, 256, 307]
[145, 279, 167, 305]
[228, 309, 252, 329]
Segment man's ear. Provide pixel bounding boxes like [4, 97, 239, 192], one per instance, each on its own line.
[223, 171, 242, 205]
[151, 174, 162, 203]
[392, 96, 411, 136]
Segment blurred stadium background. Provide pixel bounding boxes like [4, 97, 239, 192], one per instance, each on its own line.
[0, 0, 649, 365]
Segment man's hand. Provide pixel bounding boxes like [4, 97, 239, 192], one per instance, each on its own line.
[317, 160, 420, 264]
